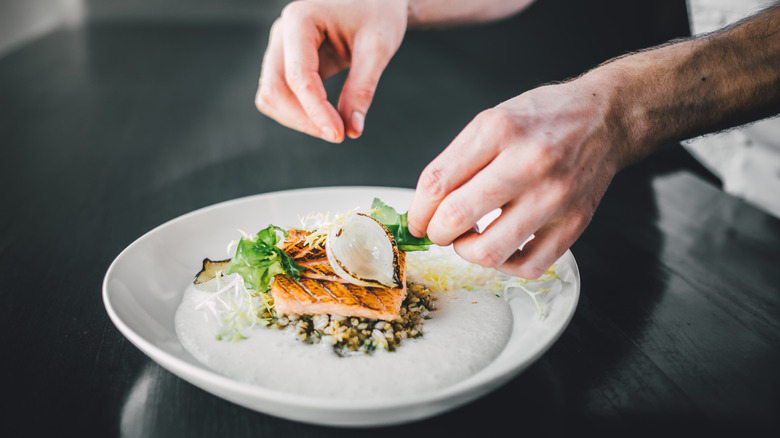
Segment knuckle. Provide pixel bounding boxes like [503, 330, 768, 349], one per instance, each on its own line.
[269, 17, 282, 36]
[425, 229, 449, 247]
[348, 86, 376, 105]
[255, 87, 274, 112]
[474, 107, 515, 135]
[508, 222, 533, 248]
[538, 138, 573, 176]
[373, 39, 398, 59]
[565, 208, 593, 235]
[479, 183, 507, 205]
[284, 68, 306, 89]
[280, 1, 314, 22]
[417, 165, 448, 198]
[524, 146, 555, 175]
[300, 74, 322, 95]
[285, 72, 323, 108]
[543, 146, 567, 172]
[470, 244, 506, 268]
[255, 96, 268, 114]
[542, 180, 570, 210]
[438, 201, 470, 232]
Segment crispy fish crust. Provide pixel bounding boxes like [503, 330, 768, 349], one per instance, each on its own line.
[271, 230, 407, 321]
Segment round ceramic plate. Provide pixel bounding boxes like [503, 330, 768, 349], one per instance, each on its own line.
[102, 186, 580, 427]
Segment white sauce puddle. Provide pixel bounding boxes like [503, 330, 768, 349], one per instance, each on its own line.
[175, 286, 513, 399]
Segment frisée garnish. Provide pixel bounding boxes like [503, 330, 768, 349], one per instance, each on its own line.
[406, 246, 562, 319]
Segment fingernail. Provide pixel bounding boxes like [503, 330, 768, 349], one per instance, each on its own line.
[321, 126, 337, 143]
[350, 111, 365, 137]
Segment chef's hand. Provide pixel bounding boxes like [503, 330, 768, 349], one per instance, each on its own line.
[408, 76, 629, 279]
[255, 0, 408, 142]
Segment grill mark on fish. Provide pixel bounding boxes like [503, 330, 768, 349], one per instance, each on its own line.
[315, 280, 342, 303]
[271, 228, 407, 320]
[346, 284, 384, 311]
[297, 258, 348, 283]
[280, 229, 326, 260]
[274, 276, 317, 304]
[300, 272, 345, 282]
[322, 281, 361, 307]
[297, 279, 322, 303]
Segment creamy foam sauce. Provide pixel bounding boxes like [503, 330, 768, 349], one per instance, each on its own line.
[175, 285, 512, 399]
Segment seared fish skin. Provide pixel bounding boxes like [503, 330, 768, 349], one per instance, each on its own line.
[271, 230, 408, 321]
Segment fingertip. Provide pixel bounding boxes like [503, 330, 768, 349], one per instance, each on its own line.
[318, 105, 347, 143]
[405, 200, 426, 238]
[254, 83, 268, 113]
[316, 126, 331, 142]
[347, 111, 365, 139]
[407, 222, 423, 238]
[406, 177, 440, 238]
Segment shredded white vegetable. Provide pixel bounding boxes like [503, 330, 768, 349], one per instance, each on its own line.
[297, 207, 360, 248]
[195, 272, 267, 341]
[406, 246, 561, 319]
[199, 233, 563, 341]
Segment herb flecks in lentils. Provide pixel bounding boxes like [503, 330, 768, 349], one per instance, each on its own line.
[257, 283, 434, 355]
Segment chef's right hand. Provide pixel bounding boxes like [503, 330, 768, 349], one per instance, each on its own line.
[255, 0, 409, 142]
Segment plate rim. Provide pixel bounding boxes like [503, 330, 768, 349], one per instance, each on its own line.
[102, 185, 580, 416]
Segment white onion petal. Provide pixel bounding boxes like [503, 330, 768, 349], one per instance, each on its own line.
[326, 213, 401, 288]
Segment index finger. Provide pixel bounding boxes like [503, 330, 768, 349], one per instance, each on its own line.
[282, 10, 345, 143]
[407, 113, 499, 237]
[256, 20, 324, 138]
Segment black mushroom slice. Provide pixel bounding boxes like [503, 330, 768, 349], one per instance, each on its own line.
[194, 258, 231, 285]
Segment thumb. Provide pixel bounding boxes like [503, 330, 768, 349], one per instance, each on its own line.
[337, 41, 394, 139]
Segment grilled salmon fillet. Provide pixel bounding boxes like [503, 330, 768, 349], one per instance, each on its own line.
[271, 229, 408, 321]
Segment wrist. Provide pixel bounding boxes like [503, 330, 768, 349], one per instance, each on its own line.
[578, 40, 698, 171]
[574, 63, 651, 171]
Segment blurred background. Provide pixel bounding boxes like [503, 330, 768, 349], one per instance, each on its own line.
[8, 0, 777, 217]
[3, 1, 780, 436]
[0, 0, 704, 218]
[1, 1, 281, 57]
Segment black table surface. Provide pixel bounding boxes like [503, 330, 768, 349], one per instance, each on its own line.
[2, 1, 779, 436]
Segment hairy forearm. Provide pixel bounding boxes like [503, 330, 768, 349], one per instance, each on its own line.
[587, 3, 780, 167]
[406, 0, 535, 27]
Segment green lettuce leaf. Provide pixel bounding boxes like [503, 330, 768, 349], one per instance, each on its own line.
[369, 198, 433, 252]
[225, 225, 304, 291]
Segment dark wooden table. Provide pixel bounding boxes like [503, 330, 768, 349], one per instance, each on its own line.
[2, 1, 778, 436]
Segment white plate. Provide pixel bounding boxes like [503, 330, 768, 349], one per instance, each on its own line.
[103, 186, 580, 427]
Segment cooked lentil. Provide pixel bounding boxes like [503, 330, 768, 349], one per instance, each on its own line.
[257, 283, 434, 355]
